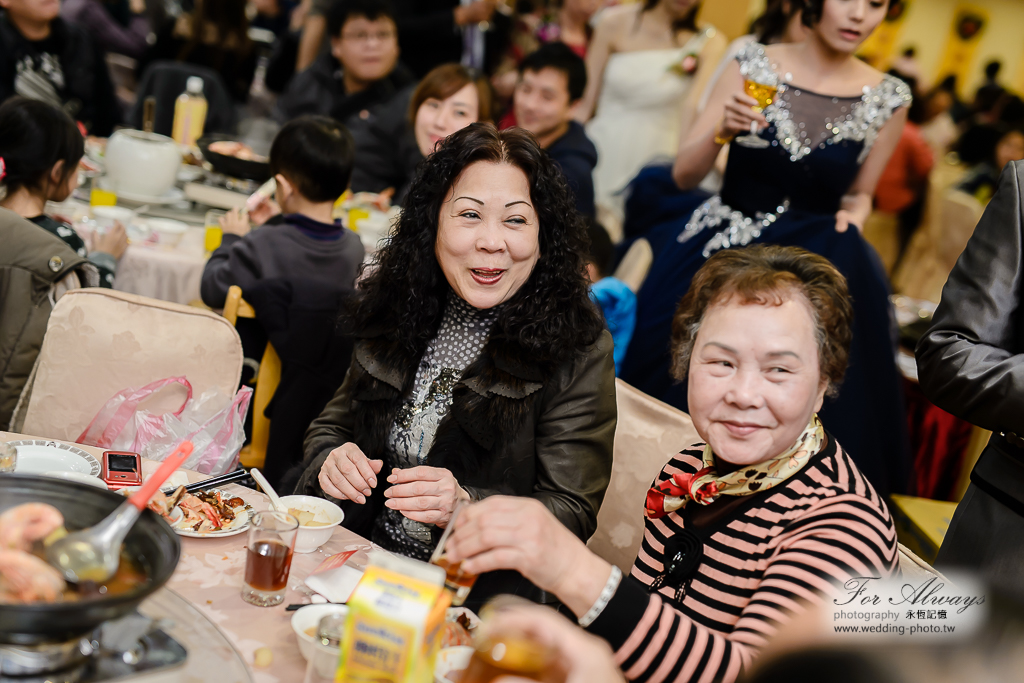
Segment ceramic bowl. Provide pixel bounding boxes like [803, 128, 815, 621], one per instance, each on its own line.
[435, 646, 475, 683]
[290, 604, 348, 663]
[146, 218, 189, 248]
[277, 495, 344, 553]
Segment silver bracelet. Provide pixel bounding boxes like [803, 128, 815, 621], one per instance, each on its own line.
[578, 565, 622, 628]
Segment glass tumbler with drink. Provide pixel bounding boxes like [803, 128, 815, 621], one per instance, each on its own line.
[242, 510, 298, 607]
[459, 598, 557, 683]
[204, 209, 226, 252]
[0, 442, 16, 473]
[733, 78, 779, 149]
[430, 500, 477, 606]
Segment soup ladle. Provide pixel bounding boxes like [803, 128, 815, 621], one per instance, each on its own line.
[46, 441, 194, 584]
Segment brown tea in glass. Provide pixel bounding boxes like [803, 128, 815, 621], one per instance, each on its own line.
[242, 510, 298, 607]
[430, 500, 477, 606]
[460, 635, 555, 683]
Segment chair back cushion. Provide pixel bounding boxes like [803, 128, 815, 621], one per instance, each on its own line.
[588, 378, 700, 572]
[20, 289, 243, 441]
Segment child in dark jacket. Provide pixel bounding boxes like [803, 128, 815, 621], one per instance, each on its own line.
[200, 115, 365, 308]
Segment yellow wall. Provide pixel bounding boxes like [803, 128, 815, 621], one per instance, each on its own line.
[893, 0, 1024, 96]
[697, 0, 766, 41]
[726, 0, 1023, 96]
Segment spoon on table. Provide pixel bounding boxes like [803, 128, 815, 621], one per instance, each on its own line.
[46, 441, 194, 584]
[249, 468, 285, 512]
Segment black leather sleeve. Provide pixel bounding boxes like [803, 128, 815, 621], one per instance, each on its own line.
[916, 161, 1024, 433]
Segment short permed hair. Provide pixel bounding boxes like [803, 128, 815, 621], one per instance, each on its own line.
[269, 116, 354, 203]
[669, 245, 853, 397]
[801, 0, 898, 28]
[519, 42, 587, 102]
[327, 0, 394, 38]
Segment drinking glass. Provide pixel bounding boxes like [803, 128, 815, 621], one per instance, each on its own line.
[204, 209, 226, 252]
[733, 79, 778, 149]
[460, 598, 555, 683]
[0, 442, 17, 473]
[241, 510, 298, 607]
[430, 500, 477, 606]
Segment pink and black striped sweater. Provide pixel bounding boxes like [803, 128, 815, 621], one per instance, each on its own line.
[586, 435, 899, 682]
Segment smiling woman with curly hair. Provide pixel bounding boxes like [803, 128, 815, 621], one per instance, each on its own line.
[295, 122, 616, 605]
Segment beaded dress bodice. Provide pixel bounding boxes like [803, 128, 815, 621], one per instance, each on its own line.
[679, 42, 911, 256]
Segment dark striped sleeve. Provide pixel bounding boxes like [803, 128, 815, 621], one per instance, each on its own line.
[587, 453, 898, 683]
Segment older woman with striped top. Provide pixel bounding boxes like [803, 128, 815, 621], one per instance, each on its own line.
[445, 245, 899, 682]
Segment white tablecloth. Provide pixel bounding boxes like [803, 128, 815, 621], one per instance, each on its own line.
[114, 227, 209, 305]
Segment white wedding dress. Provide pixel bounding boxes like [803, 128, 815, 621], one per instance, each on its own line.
[586, 27, 717, 220]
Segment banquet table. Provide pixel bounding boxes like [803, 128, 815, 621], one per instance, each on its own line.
[1, 432, 376, 683]
[50, 198, 212, 306]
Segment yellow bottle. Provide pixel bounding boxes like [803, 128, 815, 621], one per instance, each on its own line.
[172, 76, 208, 147]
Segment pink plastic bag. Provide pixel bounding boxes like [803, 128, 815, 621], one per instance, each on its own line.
[78, 378, 253, 476]
[76, 377, 192, 448]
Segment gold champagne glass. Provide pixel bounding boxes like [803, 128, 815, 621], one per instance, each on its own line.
[734, 79, 778, 149]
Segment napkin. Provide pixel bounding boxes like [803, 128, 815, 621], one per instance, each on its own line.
[303, 550, 364, 603]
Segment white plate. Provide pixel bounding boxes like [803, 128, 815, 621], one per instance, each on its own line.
[169, 489, 252, 538]
[40, 470, 108, 489]
[8, 440, 101, 477]
[96, 178, 186, 205]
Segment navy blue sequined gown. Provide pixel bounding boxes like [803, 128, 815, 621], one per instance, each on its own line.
[619, 43, 912, 496]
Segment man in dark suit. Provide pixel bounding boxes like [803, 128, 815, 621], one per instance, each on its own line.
[917, 159, 1024, 588]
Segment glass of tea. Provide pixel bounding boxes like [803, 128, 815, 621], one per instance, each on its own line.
[242, 510, 298, 607]
[461, 599, 557, 683]
[734, 78, 778, 149]
[430, 500, 477, 606]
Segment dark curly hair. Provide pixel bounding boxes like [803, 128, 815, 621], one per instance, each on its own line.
[353, 122, 605, 372]
[670, 245, 853, 397]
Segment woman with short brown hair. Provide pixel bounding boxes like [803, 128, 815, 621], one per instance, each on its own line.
[350, 63, 493, 204]
[445, 244, 897, 682]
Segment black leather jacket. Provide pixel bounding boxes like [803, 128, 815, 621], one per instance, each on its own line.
[916, 161, 1024, 434]
[295, 327, 616, 604]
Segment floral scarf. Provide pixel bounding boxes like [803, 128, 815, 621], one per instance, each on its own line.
[645, 415, 825, 519]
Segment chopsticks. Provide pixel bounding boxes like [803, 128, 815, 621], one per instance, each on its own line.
[161, 468, 251, 494]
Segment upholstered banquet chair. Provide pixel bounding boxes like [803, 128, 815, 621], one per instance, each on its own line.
[13, 289, 243, 441]
[588, 379, 700, 572]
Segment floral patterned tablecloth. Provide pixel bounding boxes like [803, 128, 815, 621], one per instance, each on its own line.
[0, 432, 374, 683]
[166, 481, 375, 683]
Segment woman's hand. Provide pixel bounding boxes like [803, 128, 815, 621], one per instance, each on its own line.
[835, 192, 871, 233]
[445, 496, 611, 616]
[220, 208, 251, 237]
[94, 221, 128, 259]
[483, 603, 625, 683]
[318, 443, 383, 504]
[717, 91, 768, 141]
[384, 467, 469, 527]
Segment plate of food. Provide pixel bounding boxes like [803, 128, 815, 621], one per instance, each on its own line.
[147, 486, 252, 537]
[7, 439, 102, 477]
[198, 134, 270, 182]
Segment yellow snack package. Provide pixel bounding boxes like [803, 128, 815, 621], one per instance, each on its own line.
[337, 551, 450, 682]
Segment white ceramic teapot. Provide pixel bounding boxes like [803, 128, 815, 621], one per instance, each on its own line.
[104, 130, 182, 198]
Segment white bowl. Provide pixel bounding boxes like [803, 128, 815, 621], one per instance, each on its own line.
[290, 604, 348, 664]
[435, 646, 474, 683]
[91, 205, 135, 225]
[146, 218, 189, 248]
[105, 129, 181, 198]
[278, 495, 344, 553]
[39, 470, 108, 489]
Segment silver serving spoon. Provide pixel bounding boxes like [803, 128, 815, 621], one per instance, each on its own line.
[46, 441, 193, 583]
